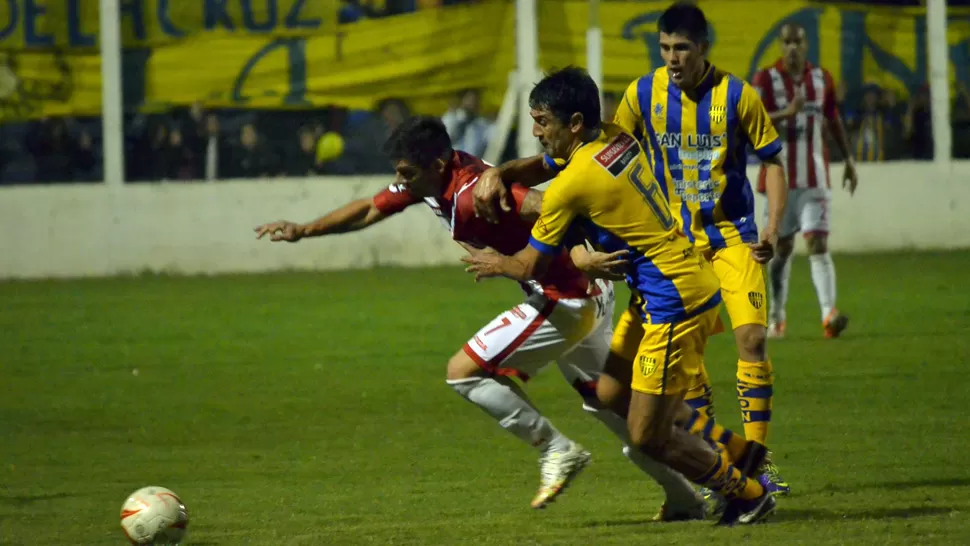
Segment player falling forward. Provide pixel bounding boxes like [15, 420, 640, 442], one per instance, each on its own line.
[462, 66, 776, 525]
[253, 116, 707, 515]
[611, 2, 791, 496]
[752, 23, 858, 340]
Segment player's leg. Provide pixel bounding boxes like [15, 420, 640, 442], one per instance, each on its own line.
[626, 308, 775, 526]
[767, 235, 795, 338]
[766, 189, 802, 339]
[802, 189, 849, 338]
[557, 300, 706, 522]
[711, 245, 790, 495]
[447, 299, 589, 508]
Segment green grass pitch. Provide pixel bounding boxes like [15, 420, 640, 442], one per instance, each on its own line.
[2, 251, 969, 545]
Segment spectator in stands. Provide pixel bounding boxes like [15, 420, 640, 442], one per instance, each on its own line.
[200, 113, 227, 181]
[904, 84, 933, 160]
[228, 123, 280, 178]
[845, 84, 901, 162]
[341, 98, 407, 174]
[25, 117, 95, 183]
[442, 89, 492, 157]
[287, 126, 324, 176]
[163, 126, 199, 181]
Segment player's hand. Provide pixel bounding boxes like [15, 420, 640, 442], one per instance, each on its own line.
[575, 249, 630, 281]
[460, 247, 506, 282]
[787, 91, 806, 117]
[747, 228, 778, 264]
[472, 167, 511, 224]
[843, 161, 858, 196]
[254, 220, 304, 243]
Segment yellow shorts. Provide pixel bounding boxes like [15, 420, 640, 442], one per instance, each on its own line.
[706, 244, 768, 329]
[628, 306, 721, 396]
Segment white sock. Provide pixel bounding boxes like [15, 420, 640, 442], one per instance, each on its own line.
[809, 252, 837, 321]
[582, 404, 703, 509]
[768, 253, 792, 323]
[448, 376, 571, 453]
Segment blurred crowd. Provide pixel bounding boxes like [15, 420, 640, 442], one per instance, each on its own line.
[3, 0, 970, 184]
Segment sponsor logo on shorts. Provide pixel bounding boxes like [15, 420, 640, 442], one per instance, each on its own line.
[638, 355, 657, 377]
[748, 291, 764, 309]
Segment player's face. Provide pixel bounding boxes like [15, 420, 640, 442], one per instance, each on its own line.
[659, 32, 707, 88]
[393, 159, 445, 198]
[531, 107, 579, 159]
[780, 26, 808, 66]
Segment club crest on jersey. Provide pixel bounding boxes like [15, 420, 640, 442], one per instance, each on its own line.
[710, 104, 726, 124]
[653, 103, 663, 117]
[595, 133, 638, 177]
[748, 291, 764, 309]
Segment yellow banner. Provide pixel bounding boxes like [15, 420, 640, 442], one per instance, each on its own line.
[0, 0, 339, 49]
[146, 2, 515, 115]
[5, 0, 970, 122]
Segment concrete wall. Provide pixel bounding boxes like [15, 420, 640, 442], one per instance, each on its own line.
[1, 161, 967, 279]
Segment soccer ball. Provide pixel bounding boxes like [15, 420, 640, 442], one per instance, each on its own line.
[119, 486, 189, 545]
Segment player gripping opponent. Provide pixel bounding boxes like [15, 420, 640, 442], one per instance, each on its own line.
[253, 116, 706, 515]
[462, 66, 776, 526]
[611, 3, 791, 496]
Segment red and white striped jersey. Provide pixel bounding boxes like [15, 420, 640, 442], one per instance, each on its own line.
[752, 60, 839, 192]
[371, 151, 592, 300]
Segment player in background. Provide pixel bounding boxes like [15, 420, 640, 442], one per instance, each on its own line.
[751, 23, 858, 340]
[610, 2, 791, 496]
[253, 116, 708, 516]
[463, 66, 776, 526]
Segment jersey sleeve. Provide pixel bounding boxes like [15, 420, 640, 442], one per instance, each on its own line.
[738, 82, 783, 161]
[613, 79, 644, 136]
[372, 182, 420, 216]
[822, 69, 840, 121]
[529, 172, 580, 254]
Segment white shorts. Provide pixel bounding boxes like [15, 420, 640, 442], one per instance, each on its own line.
[770, 187, 831, 238]
[462, 279, 616, 384]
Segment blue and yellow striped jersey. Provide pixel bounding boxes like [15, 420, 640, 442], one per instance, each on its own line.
[529, 123, 722, 324]
[615, 65, 782, 253]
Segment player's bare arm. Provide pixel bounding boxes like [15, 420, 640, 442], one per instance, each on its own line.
[826, 111, 858, 196]
[750, 155, 788, 263]
[769, 90, 805, 124]
[473, 155, 555, 224]
[461, 244, 552, 283]
[516, 188, 544, 222]
[254, 198, 386, 242]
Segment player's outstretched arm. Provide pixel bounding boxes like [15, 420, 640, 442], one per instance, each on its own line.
[473, 156, 556, 224]
[461, 245, 551, 283]
[254, 198, 387, 243]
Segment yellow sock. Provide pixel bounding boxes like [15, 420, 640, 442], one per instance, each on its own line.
[737, 358, 774, 444]
[682, 408, 747, 464]
[696, 452, 765, 501]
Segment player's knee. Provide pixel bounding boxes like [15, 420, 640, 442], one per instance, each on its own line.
[735, 323, 767, 360]
[446, 351, 485, 381]
[596, 372, 629, 415]
[805, 233, 828, 254]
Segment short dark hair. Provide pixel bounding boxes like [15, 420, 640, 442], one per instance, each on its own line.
[382, 115, 452, 167]
[528, 66, 601, 130]
[658, 2, 709, 44]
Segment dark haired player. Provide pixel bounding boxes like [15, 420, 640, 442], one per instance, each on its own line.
[462, 66, 776, 525]
[253, 115, 709, 515]
[610, 2, 791, 496]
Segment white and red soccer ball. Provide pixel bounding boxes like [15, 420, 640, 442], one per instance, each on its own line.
[119, 486, 188, 545]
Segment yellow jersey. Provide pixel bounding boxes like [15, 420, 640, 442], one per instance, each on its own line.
[615, 65, 782, 252]
[530, 123, 721, 324]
